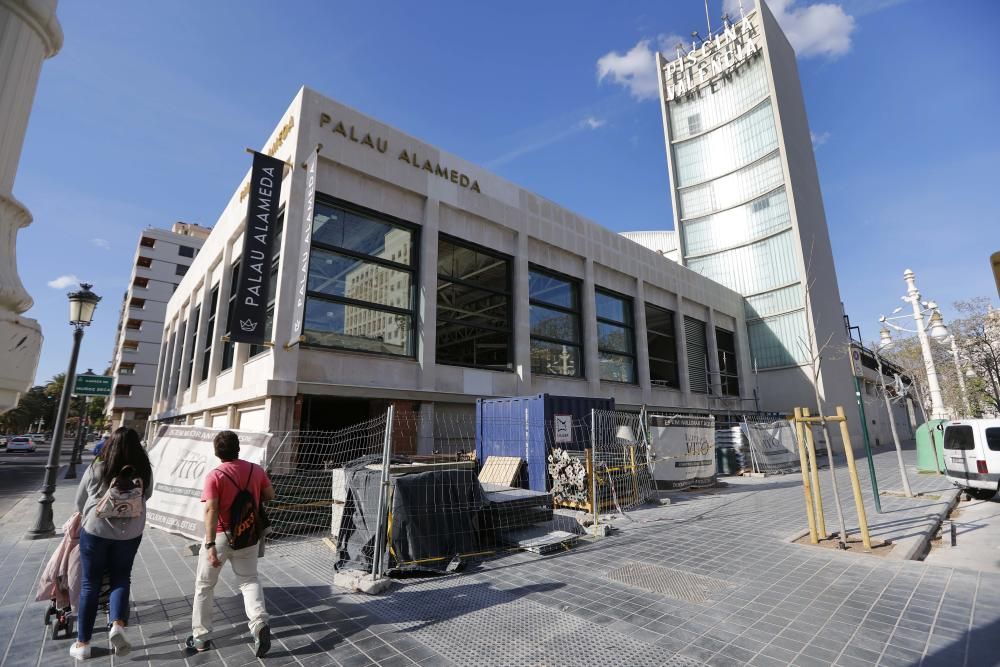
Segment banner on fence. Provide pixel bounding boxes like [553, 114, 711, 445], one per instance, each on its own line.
[742, 419, 799, 472]
[647, 414, 716, 489]
[145, 425, 270, 539]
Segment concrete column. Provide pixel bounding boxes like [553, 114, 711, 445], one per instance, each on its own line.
[706, 308, 723, 397]
[0, 1, 62, 412]
[634, 280, 652, 403]
[513, 231, 531, 393]
[582, 258, 600, 392]
[418, 198, 439, 390]
[417, 402, 436, 455]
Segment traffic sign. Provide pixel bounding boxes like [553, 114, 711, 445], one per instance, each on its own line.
[74, 374, 113, 397]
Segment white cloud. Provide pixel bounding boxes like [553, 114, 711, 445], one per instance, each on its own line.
[90, 238, 110, 250]
[811, 130, 831, 147]
[48, 274, 80, 289]
[581, 116, 606, 130]
[596, 34, 685, 101]
[597, 39, 659, 100]
[724, 0, 855, 58]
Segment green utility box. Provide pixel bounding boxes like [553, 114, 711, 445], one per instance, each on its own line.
[916, 420, 948, 473]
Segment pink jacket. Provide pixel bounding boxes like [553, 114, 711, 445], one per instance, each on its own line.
[35, 512, 82, 610]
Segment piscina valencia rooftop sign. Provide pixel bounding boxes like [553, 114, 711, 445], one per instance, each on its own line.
[658, 10, 762, 103]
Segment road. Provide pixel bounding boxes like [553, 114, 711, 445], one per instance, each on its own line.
[924, 491, 1000, 572]
[0, 438, 83, 520]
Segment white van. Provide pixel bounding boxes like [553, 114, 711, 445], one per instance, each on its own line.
[943, 419, 1000, 500]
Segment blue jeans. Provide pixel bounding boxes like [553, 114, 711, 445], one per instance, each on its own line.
[77, 528, 142, 643]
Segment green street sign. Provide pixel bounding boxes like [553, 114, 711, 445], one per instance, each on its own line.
[74, 374, 113, 397]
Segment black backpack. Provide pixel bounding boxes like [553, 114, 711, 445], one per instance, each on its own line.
[219, 465, 261, 550]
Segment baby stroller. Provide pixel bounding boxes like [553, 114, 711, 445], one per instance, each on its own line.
[43, 574, 111, 640]
[36, 513, 111, 640]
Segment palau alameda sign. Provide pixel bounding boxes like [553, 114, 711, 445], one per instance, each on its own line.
[73, 375, 113, 397]
[230, 150, 285, 345]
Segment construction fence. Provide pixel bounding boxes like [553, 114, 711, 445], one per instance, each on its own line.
[258, 406, 791, 579]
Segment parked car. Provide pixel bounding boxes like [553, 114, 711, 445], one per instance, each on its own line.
[29, 433, 47, 443]
[943, 419, 1000, 500]
[0, 435, 7, 447]
[6, 436, 37, 453]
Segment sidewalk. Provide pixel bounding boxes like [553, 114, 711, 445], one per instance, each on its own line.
[1, 446, 998, 667]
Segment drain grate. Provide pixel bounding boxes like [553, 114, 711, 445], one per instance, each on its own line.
[661, 655, 708, 667]
[606, 562, 733, 603]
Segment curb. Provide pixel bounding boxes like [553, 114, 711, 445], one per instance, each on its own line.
[887, 488, 961, 561]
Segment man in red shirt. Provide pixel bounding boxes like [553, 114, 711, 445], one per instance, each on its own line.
[187, 430, 275, 657]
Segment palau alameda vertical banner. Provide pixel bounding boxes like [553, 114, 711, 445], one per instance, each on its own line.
[230, 150, 285, 345]
[291, 146, 319, 344]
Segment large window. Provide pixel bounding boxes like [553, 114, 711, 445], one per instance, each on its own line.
[185, 306, 199, 389]
[673, 100, 778, 187]
[747, 310, 809, 368]
[716, 327, 740, 396]
[304, 199, 416, 356]
[220, 262, 240, 372]
[646, 304, 679, 388]
[595, 289, 635, 383]
[170, 320, 186, 397]
[685, 316, 709, 394]
[686, 229, 799, 296]
[529, 269, 582, 378]
[436, 237, 512, 370]
[201, 286, 218, 382]
[250, 213, 284, 358]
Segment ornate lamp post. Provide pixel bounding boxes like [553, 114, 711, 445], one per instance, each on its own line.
[927, 310, 972, 416]
[26, 283, 100, 539]
[879, 270, 949, 420]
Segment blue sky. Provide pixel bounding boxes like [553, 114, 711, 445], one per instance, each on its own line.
[15, 0, 1000, 384]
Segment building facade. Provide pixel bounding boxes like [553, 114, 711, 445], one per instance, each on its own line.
[150, 87, 757, 446]
[637, 2, 858, 431]
[106, 222, 210, 434]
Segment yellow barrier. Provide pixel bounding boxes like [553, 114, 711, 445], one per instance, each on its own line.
[792, 406, 872, 552]
[801, 407, 827, 539]
[793, 408, 819, 544]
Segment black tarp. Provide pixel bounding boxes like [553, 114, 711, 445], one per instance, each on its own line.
[388, 468, 483, 569]
[336, 461, 484, 573]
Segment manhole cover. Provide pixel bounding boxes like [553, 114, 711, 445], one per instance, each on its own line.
[606, 562, 733, 603]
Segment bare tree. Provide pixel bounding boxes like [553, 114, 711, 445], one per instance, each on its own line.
[951, 298, 1000, 415]
[796, 241, 849, 548]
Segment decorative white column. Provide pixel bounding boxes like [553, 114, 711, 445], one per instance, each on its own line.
[903, 269, 947, 420]
[0, 0, 63, 413]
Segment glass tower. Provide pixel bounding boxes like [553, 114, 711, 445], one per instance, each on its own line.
[654, 1, 855, 417]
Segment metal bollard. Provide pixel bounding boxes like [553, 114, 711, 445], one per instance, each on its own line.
[950, 520, 957, 547]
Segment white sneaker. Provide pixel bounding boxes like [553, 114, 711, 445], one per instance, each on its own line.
[69, 643, 91, 660]
[109, 624, 131, 657]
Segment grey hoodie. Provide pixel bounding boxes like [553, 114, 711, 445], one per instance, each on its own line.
[75, 461, 153, 540]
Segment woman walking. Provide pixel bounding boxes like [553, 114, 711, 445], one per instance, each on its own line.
[69, 427, 153, 660]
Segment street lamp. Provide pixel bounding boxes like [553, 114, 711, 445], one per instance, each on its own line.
[878, 269, 947, 420]
[928, 310, 973, 416]
[26, 283, 101, 540]
[874, 328, 913, 497]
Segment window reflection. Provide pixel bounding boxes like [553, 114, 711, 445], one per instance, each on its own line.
[436, 237, 512, 370]
[305, 198, 416, 357]
[529, 269, 582, 378]
[595, 289, 635, 383]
